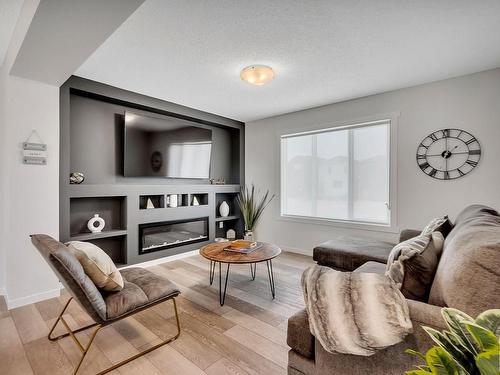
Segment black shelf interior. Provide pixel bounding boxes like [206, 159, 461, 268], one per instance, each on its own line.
[139, 195, 165, 209]
[215, 192, 243, 239]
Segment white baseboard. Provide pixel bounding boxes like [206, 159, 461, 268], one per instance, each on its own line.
[118, 249, 200, 270]
[6, 287, 61, 310]
[5, 250, 200, 310]
[279, 245, 312, 256]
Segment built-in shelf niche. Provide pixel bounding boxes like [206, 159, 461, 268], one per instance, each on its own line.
[215, 192, 243, 239]
[190, 193, 208, 206]
[69, 196, 127, 237]
[166, 194, 189, 208]
[139, 195, 165, 210]
[86, 236, 127, 265]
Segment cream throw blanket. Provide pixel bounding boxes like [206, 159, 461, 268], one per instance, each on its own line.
[301, 265, 413, 356]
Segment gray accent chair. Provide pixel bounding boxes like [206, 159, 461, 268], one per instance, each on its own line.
[287, 205, 500, 375]
[31, 234, 181, 375]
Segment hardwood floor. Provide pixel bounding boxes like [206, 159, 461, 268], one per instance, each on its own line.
[0, 252, 314, 375]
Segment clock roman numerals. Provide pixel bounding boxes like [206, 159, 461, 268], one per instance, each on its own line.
[417, 128, 481, 180]
[466, 160, 478, 167]
[419, 162, 430, 170]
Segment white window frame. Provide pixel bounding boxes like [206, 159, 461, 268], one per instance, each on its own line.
[278, 114, 398, 233]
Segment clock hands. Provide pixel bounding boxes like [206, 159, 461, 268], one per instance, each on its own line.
[426, 151, 470, 157]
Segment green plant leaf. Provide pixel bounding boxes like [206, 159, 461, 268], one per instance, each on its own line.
[406, 370, 433, 375]
[406, 348, 427, 361]
[423, 327, 472, 375]
[475, 310, 500, 338]
[442, 308, 480, 355]
[426, 347, 462, 375]
[475, 349, 500, 375]
[236, 184, 274, 231]
[464, 322, 499, 352]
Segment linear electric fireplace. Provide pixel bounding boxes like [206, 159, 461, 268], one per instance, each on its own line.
[139, 217, 209, 254]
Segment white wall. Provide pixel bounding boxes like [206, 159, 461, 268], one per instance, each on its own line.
[2, 75, 60, 307]
[0, 0, 60, 307]
[245, 68, 500, 254]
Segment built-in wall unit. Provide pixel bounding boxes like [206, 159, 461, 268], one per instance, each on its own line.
[60, 76, 244, 266]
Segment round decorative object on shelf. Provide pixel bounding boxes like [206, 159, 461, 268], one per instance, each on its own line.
[219, 201, 230, 217]
[87, 214, 105, 233]
[69, 172, 84, 184]
[416, 128, 481, 180]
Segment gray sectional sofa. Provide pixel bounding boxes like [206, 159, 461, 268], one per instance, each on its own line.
[287, 205, 500, 375]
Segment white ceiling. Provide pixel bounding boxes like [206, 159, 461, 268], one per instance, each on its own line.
[0, 0, 23, 68]
[76, 0, 500, 122]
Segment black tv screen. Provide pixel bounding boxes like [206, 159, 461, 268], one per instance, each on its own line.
[124, 111, 212, 178]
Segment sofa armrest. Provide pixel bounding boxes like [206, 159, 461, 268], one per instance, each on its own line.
[399, 229, 421, 243]
[407, 299, 446, 330]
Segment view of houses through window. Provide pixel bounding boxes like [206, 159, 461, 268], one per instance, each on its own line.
[281, 120, 391, 225]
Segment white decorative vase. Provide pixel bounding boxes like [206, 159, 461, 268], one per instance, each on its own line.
[87, 214, 105, 233]
[169, 194, 178, 207]
[219, 201, 230, 217]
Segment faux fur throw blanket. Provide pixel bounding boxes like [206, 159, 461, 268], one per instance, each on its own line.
[301, 265, 413, 356]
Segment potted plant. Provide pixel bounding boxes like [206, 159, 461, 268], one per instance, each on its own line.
[405, 307, 500, 375]
[236, 184, 275, 241]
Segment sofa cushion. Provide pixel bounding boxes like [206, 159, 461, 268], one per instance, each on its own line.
[429, 205, 500, 316]
[313, 237, 394, 271]
[287, 309, 315, 359]
[386, 232, 444, 301]
[105, 267, 180, 319]
[354, 261, 386, 274]
[67, 241, 124, 291]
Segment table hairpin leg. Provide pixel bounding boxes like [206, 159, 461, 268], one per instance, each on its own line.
[250, 263, 256, 280]
[266, 259, 276, 299]
[209, 260, 216, 285]
[219, 262, 231, 306]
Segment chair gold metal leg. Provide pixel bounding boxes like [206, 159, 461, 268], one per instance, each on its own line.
[51, 297, 182, 375]
[48, 297, 99, 342]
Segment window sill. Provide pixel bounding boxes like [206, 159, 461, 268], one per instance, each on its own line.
[278, 214, 399, 234]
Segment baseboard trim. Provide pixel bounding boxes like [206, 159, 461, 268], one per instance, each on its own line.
[279, 245, 312, 256]
[6, 287, 61, 310]
[118, 249, 200, 270]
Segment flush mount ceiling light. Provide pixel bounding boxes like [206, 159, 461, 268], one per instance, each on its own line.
[240, 65, 275, 86]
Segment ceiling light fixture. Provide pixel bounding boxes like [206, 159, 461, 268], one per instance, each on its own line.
[240, 65, 275, 86]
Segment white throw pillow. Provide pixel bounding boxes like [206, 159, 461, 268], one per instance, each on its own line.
[66, 241, 124, 291]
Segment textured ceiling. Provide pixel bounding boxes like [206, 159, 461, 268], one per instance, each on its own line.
[76, 0, 500, 122]
[0, 0, 23, 68]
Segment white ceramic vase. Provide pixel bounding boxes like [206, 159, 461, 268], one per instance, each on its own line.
[219, 201, 230, 217]
[87, 214, 105, 233]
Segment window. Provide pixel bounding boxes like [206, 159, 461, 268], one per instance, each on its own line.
[280, 120, 391, 226]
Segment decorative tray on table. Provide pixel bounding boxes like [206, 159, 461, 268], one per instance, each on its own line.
[224, 240, 262, 254]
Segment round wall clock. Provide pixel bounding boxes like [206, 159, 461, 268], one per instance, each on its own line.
[416, 128, 481, 180]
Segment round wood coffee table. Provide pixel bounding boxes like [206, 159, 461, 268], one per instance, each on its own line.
[200, 242, 281, 306]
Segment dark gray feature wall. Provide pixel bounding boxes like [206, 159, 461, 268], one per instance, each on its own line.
[70, 94, 240, 184]
[60, 76, 244, 266]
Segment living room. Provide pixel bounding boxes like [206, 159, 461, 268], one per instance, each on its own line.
[1, 1, 499, 375]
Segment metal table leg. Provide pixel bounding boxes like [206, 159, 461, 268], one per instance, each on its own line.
[250, 263, 256, 280]
[266, 260, 276, 299]
[219, 262, 230, 306]
[209, 260, 216, 285]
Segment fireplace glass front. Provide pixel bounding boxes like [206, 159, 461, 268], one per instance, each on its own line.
[139, 217, 208, 254]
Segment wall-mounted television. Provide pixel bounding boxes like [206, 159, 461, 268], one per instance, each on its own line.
[124, 111, 212, 179]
